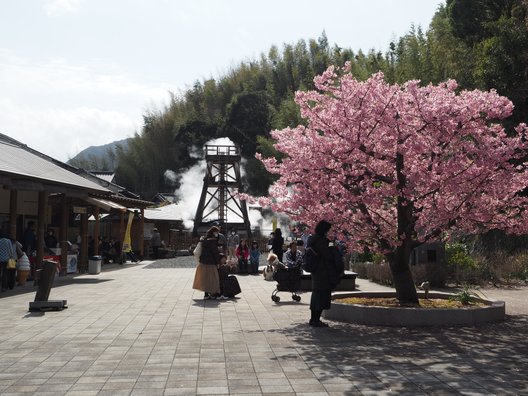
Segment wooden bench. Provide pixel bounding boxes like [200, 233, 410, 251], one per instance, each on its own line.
[299, 270, 357, 292]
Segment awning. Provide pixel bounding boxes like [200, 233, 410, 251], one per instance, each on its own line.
[85, 197, 127, 212]
[143, 203, 184, 221]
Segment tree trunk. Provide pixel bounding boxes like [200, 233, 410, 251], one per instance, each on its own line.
[392, 149, 419, 303]
[388, 244, 419, 304]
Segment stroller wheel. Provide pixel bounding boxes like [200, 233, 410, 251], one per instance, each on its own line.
[272, 295, 280, 303]
[292, 295, 301, 302]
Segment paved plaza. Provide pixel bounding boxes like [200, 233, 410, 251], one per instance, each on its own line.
[0, 256, 527, 395]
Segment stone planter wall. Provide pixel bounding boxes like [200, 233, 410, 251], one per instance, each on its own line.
[323, 291, 505, 326]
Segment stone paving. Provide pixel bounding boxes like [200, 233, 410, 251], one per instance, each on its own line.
[0, 256, 527, 395]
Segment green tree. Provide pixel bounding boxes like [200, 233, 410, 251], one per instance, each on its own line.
[222, 91, 271, 157]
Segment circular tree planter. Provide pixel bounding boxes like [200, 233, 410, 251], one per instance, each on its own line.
[323, 291, 505, 326]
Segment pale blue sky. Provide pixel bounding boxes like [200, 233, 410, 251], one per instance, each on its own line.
[0, 0, 443, 161]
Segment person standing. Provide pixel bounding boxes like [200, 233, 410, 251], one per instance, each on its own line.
[266, 232, 274, 252]
[23, 221, 36, 256]
[227, 229, 239, 260]
[0, 234, 16, 292]
[192, 226, 221, 299]
[300, 227, 310, 250]
[307, 220, 334, 327]
[6, 238, 21, 290]
[212, 222, 227, 255]
[271, 228, 284, 262]
[150, 228, 162, 259]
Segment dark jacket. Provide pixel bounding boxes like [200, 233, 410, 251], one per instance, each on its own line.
[307, 234, 331, 291]
[271, 233, 284, 261]
[307, 234, 343, 291]
[200, 237, 220, 265]
[329, 246, 344, 289]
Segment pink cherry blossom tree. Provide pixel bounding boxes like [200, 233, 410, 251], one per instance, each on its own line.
[255, 64, 528, 303]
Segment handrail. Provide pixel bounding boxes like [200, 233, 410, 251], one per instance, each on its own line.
[204, 145, 239, 156]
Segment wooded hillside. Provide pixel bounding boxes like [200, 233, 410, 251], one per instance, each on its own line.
[100, 0, 528, 199]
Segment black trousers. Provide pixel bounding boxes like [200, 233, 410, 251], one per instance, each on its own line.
[0, 262, 7, 291]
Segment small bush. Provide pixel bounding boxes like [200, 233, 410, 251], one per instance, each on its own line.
[446, 243, 476, 270]
[446, 243, 481, 284]
[449, 284, 477, 305]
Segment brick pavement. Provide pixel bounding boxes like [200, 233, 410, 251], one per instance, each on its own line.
[0, 257, 527, 395]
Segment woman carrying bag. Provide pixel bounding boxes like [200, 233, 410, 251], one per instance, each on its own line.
[0, 234, 17, 292]
[192, 226, 221, 300]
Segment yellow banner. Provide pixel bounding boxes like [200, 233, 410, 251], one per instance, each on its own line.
[122, 212, 134, 252]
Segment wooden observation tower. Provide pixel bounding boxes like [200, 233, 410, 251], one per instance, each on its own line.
[193, 145, 252, 237]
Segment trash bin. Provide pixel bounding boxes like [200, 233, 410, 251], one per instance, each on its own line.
[88, 256, 102, 274]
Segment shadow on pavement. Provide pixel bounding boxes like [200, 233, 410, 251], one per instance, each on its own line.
[278, 314, 528, 393]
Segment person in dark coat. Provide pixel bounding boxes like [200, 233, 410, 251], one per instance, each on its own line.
[44, 229, 58, 250]
[22, 221, 36, 255]
[307, 220, 337, 327]
[271, 228, 284, 262]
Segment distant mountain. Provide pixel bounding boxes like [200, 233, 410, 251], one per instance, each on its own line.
[67, 138, 130, 171]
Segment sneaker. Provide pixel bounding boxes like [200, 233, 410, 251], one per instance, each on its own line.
[218, 295, 229, 300]
[204, 294, 211, 300]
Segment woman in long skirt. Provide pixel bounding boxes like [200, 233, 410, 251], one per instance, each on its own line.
[192, 226, 221, 299]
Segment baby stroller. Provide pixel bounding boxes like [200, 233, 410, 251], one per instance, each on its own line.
[271, 266, 302, 303]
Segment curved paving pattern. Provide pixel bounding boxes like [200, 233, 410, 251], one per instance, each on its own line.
[0, 256, 527, 395]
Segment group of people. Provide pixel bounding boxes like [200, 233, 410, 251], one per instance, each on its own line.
[192, 220, 344, 328]
[88, 235, 140, 264]
[227, 232, 260, 275]
[0, 231, 32, 291]
[192, 226, 241, 300]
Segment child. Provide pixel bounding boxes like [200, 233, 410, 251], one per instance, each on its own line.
[235, 239, 250, 274]
[218, 254, 241, 298]
[249, 241, 260, 274]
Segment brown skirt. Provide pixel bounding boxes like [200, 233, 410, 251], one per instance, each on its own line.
[192, 263, 220, 294]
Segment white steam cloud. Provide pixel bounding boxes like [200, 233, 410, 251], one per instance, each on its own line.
[168, 136, 290, 235]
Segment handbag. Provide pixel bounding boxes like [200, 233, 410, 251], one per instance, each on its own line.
[7, 241, 17, 269]
[7, 258, 17, 269]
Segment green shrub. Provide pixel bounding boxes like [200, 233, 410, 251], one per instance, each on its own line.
[449, 284, 477, 305]
[446, 243, 476, 270]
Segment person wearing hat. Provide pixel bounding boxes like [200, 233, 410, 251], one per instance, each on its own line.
[192, 226, 221, 299]
[150, 227, 162, 259]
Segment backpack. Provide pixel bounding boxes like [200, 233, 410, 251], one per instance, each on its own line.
[302, 247, 319, 273]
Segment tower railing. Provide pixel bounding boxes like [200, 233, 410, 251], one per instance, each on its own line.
[204, 145, 239, 157]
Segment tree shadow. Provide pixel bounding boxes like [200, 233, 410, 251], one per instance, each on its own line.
[275, 314, 528, 393]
